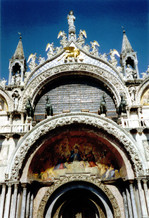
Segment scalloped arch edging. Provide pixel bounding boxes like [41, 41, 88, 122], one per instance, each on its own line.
[20, 63, 131, 111]
[6, 113, 144, 181]
[37, 174, 121, 218]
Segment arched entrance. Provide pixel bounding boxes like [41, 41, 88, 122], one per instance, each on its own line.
[44, 181, 115, 218]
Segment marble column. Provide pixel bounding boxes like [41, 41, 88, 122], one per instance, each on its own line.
[4, 183, 12, 218]
[26, 189, 30, 218]
[0, 184, 6, 218]
[137, 179, 148, 217]
[134, 182, 142, 218]
[129, 181, 138, 218]
[122, 189, 129, 218]
[16, 191, 21, 218]
[143, 179, 149, 215]
[20, 183, 27, 218]
[126, 186, 133, 218]
[29, 194, 34, 218]
[11, 183, 19, 218]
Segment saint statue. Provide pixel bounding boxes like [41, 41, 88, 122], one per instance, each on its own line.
[67, 10, 76, 37]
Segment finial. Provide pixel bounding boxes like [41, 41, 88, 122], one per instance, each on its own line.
[18, 32, 22, 40]
[121, 26, 125, 34]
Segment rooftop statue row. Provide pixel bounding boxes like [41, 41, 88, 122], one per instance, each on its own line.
[26, 10, 122, 73]
[9, 11, 143, 86]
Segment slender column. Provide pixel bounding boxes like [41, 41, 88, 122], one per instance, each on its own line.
[122, 189, 129, 218]
[143, 179, 149, 214]
[137, 179, 148, 217]
[4, 183, 12, 218]
[134, 182, 142, 218]
[20, 183, 27, 218]
[11, 183, 19, 218]
[0, 184, 6, 218]
[16, 190, 21, 218]
[26, 189, 30, 218]
[129, 181, 138, 218]
[126, 186, 133, 218]
[29, 194, 34, 218]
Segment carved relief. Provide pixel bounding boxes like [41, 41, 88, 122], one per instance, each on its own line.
[21, 63, 129, 111]
[7, 113, 144, 181]
[37, 174, 121, 218]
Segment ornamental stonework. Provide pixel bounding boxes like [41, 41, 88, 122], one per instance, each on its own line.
[20, 63, 130, 111]
[7, 113, 144, 182]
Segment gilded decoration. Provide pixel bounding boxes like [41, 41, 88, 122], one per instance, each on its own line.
[8, 113, 144, 182]
[0, 95, 8, 111]
[28, 132, 124, 182]
[141, 88, 149, 105]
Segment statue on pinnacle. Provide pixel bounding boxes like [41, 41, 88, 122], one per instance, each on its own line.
[67, 10, 76, 41]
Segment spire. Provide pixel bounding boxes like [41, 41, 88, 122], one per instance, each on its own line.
[13, 33, 25, 60]
[9, 33, 26, 86]
[121, 29, 133, 53]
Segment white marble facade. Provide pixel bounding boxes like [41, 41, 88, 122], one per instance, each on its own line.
[0, 12, 149, 218]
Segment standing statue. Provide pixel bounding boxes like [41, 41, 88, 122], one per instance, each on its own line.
[57, 31, 68, 48]
[90, 40, 100, 56]
[99, 94, 107, 115]
[45, 43, 55, 59]
[25, 99, 34, 118]
[117, 95, 127, 115]
[45, 96, 53, 116]
[67, 10, 75, 31]
[109, 49, 120, 67]
[27, 53, 37, 71]
[77, 30, 87, 46]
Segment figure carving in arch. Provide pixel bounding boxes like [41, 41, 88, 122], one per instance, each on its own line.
[0, 95, 8, 111]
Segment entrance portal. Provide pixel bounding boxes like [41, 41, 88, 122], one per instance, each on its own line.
[59, 190, 100, 218]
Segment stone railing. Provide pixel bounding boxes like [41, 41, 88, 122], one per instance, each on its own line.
[0, 124, 32, 133]
[121, 118, 149, 129]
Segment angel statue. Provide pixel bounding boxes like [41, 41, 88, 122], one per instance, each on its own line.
[109, 49, 120, 67]
[90, 40, 100, 56]
[57, 31, 68, 48]
[46, 43, 55, 59]
[27, 53, 37, 71]
[77, 30, 87, 46]
[38, 55, 45, 65]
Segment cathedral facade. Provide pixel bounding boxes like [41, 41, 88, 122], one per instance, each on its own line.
[0, 11, 149, 218]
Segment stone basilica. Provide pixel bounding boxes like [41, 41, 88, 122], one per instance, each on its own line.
[0, 11, 149, 218]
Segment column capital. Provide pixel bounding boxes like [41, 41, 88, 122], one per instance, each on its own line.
[21, 183, 28, 188]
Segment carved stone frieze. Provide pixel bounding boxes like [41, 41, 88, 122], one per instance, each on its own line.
[37, 174, 121, 218]
[7, 113, 144, 182]
[20, 63, 130, 111]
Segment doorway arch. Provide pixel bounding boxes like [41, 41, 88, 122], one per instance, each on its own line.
[43, 181, 118, 218]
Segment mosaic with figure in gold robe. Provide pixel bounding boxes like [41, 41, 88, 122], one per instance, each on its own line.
[28, 134, 125, 182]
[141, 89, 149, 105]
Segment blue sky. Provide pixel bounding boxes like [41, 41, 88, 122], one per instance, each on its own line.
[0, 0, 148, 80]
